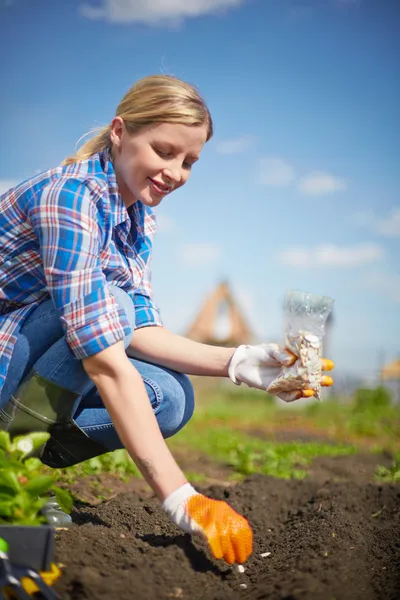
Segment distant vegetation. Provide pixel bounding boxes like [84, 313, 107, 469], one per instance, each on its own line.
[46, 384, 400, 487]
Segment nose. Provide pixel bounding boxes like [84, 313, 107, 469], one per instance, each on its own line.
[163, 160, 183, 185]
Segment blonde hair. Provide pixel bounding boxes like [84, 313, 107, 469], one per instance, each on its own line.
[63, 75, 213, 165]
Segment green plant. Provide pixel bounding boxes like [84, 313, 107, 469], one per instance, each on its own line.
[353, 386, 392, 412]
[56, 448, 141, 481]
[376, 453, 400, 483]
[0, 431, 73, 525]
[228, 443, 262, 475]
[169, 425, 356, 480]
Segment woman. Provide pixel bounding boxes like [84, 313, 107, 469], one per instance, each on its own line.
[0, 75, 333, 565]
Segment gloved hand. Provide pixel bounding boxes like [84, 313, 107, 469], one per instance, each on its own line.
[162, 483, 253, 565]
[228, 343, 334, 402]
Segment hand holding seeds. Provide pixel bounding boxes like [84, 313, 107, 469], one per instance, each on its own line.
[267, 332, 334, 401]
[228, 342, 334, 402]
[278, 289, 335, 400]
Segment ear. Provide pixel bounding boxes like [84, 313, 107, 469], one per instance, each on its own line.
[110, 116, 125, 148]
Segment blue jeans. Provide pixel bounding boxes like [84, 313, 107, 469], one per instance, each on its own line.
[0, 286, 194, 451]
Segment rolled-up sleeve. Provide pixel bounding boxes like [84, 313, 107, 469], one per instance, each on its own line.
[30, 177, 130, 358]
[132, 292, 163, 329]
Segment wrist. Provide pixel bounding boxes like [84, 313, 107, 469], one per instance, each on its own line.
[228, 345, 248, 385]
[162, 482, 197, 513]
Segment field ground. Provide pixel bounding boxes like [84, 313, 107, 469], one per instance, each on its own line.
[52, 382, 400, 599]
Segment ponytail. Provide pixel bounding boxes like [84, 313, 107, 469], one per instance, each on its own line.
[62, 125, 111, 166]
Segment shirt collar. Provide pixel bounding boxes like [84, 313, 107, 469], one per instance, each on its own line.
[100, 150, 130, 226]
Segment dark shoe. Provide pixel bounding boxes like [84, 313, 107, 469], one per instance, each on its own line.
[41, 496, 73, 529]
[41, 421, 108, 469]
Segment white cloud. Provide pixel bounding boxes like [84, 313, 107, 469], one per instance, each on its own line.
[215, 135, 255, 155]
[79, 0, 246, 25]
[182, 243, 221, 267]
[259, 157, 296, 187]
[257, 157, 347, 196]
[279, 243, 384, 268]
[360, 271, 400, 303]
[352, 207, 400, 237]
[156, 214, 177, 233]
[0, 180, 16, 195]
[298, 171, 347, 196]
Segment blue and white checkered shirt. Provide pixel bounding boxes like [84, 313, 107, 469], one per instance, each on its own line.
[0, 151, 162, 393]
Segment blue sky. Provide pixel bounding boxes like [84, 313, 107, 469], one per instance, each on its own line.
[1, 0, 399, 379]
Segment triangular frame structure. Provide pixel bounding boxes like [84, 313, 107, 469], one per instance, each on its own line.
[381, 359, 400, 380]
[185, 281, 254, 346]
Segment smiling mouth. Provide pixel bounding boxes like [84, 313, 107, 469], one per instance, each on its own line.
[148, 178, 173, 195]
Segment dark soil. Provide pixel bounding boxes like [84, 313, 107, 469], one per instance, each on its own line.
[54, 455, 400, 600]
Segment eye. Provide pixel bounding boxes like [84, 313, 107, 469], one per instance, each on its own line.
[154, 147, 170, 158]
[183, 161, 194, 170]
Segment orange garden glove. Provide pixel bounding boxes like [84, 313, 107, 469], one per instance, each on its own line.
[162, 483, 253, 565]
[228, 343, 334, 402]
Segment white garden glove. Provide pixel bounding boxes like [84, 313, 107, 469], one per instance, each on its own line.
[162, 483, 253, 565]
[228, 343, 334, 403]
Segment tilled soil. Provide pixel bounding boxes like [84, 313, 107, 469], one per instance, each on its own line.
[54, 456, 400, 600]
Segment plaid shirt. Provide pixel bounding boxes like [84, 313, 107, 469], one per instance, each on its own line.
[0, 151, 162, 393]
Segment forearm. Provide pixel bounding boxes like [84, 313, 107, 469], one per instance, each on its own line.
[83, 345, 187, 501]
[127, 326, 236, 377]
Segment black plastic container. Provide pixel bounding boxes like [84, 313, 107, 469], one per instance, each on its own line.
[0, 525, 54, 571]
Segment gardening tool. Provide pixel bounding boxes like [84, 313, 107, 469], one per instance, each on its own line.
[0, 528, 61, 599]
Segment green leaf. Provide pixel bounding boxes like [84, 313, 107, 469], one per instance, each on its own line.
[9, 512, 45, 526]
[53, 486, 74, 514]
[26, 432, 51, 451]
[24, 457, 44, 472]
[0, 432, 11, 452]
[0, 470, 21, 493]
[0, 537, 9, 552]
[83, 456, 103, 474]
[11, 491, 31, 512]
[32, 497, 51, 513]
[0, 491, 15, 500]
[0, 500, 13, 518]
[0, 450, 8, 467]
[3, 458, 25, 472]
[24, 475, 54, 496]
[11, 432, 50, 456]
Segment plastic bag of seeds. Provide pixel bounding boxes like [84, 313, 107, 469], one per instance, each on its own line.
[268, 290, 334, 400]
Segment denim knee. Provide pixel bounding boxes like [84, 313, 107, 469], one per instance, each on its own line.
[160, 371, 195, 438]
[75, 368, 195, 450]
[142, 368, 194, 439]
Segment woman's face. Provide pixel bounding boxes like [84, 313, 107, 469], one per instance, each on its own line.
[110, 119, 208, 208]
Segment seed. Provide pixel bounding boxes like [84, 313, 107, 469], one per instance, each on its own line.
[322, 358, 334, 371]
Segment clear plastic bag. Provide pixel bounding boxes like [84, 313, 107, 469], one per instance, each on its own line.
[268, 289, 334, 400]
[284, 289, 334, 353]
